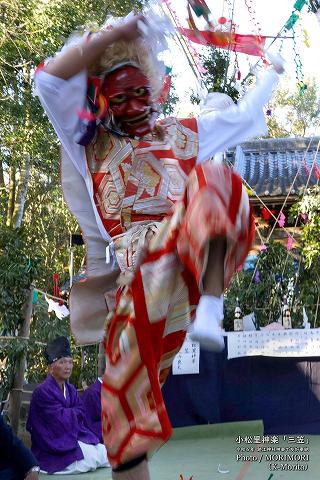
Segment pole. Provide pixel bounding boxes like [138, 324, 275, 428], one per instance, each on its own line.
[97, 342, 105, 377]
[8, 285, 34, 434]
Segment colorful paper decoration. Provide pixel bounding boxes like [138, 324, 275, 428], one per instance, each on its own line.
[157, 67, 172, 104]
[179, 28, 266, 56]
[78, 76, 108, 122]
[32, 290, 39, 305]
[287, 235, 294, 250]
[163, 0, 207, 78]
[261, 207, 276, 220]
[243, 0, 268, 65]
[218, 16, 227, 24]
[52, 273, 61, 299]
[244, 185, 254, 196]
[254, 270, 261, 284]
[314, 164, 320, 180]
[285, 12, 300, 30]
[188, 0, 211, 23]
[303, 160, 310, 176]
[303, 28, 311, 47]
[45, 296, 70, 320]
[278, 212, 286, 228]
[294, 0, 307, 11]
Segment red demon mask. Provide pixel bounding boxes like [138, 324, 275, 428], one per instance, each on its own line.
[102, 65, 157, 138]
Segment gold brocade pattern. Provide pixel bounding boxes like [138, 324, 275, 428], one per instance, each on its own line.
[85, 117, 199, 238]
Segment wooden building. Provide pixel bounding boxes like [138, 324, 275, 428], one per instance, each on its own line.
[226, 136, 320, 250]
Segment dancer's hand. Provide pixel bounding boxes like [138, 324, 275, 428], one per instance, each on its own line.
[118, 15, 147, 41]
[265, 51, 285, 74]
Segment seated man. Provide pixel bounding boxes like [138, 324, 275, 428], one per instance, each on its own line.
[0, 414, 40, 480]
[81, 378, 103, 443]
[26, 336, 109, 474]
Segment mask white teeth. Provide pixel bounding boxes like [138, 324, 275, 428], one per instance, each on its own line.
[125, 113, 150, 126]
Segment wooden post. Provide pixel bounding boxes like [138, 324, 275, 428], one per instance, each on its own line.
[97, 341, 106, 377]
[9, 285, 34, 434]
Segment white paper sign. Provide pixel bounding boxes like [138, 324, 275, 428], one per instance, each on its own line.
[227, 328, 320, 359]
[172, 335, 200, 375]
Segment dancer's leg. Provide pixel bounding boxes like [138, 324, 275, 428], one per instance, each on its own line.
[112, 456, 150, 480]
[202, 237, 226, 297]
[189, 237, 226, 352]
[183, 162, 253, 351]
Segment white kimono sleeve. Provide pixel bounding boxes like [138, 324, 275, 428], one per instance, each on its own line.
[34, 69, 87, 177]
[197, 69, 279, 164]
[35, 70, 112, 244]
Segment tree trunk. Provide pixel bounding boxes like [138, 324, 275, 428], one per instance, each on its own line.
[8, 286, 34, 434]
[12, 155, 32, 228]
[0, 160, 4, 187]
[6, 165, 16, 227]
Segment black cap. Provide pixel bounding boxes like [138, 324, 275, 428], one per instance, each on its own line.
[45, 336, 71, 364]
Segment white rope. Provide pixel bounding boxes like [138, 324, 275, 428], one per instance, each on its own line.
[266, 138, 315, 243]
[227, 135, 319, 319]
[35, 288, 68, 304]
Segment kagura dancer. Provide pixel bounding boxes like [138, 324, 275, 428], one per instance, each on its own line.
[35, 12, 282, 480]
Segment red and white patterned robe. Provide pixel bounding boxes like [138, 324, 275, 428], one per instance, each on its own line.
[84, 118, 254, 467]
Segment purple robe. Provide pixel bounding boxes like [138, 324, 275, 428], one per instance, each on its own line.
[26, 375, 99, 474]
[80, 379, 102, 443]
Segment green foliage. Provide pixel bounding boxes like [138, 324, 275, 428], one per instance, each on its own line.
[289, 186, 320, 324]
[225, 238, 320, 330]
[295, 261, 320, 326]
[190, 49, 240, 105]
[225, 242, 298, 330]
[0, 226, 42, 333]
[266, 77, 320, 138]
[0, 0, 146, 402]
[23, 180, 83, 289]
[162, 76, 179, 116]
[74, 344, 100, 388]
[291, 186, 320, 268]
[0, 226, 42, 402]
[0, 339, 27, 404]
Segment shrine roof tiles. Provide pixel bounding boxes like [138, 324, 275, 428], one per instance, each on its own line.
[226, 136, 320, 197]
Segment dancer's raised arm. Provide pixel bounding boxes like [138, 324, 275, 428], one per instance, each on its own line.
[44, 15, 145, 79]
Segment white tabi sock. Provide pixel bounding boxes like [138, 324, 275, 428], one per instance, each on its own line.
[188, 294, 225, 352]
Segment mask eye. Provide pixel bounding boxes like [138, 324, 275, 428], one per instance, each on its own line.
[109, 94, 127, 104]
[134, 87, 148, 97]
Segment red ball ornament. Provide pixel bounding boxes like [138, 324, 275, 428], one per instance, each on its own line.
[218, 16, 227, 24]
